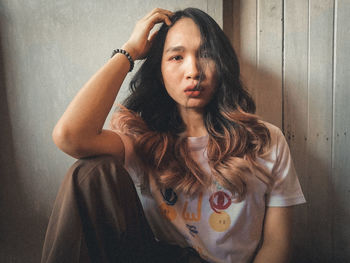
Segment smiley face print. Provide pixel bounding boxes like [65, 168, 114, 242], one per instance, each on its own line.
[209, 211, 231, 232]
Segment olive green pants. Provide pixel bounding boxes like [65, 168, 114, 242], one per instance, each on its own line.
[41, 155, 208, 263]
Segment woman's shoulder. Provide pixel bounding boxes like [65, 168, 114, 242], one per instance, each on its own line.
[259, 120, 281, 134]
[257, 120, 290, 159]
[258, 120, 285, 142]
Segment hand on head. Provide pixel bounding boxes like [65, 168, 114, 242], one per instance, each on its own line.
[123, 8, 173, 60]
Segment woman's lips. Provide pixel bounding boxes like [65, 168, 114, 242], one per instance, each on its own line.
[184, 85, 203, 97]
[185, 90, 201, 97]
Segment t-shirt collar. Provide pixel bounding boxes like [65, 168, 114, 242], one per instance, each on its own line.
[187, 135, 209, 151]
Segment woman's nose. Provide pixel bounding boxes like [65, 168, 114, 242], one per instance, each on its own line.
[185, 57, 201, 80]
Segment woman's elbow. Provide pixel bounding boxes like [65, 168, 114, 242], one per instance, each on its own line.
[52, 125, 84, 158]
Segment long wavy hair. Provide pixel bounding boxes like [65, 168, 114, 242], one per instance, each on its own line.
[111, 8, 271, 199]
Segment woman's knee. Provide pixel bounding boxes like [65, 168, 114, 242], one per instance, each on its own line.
[63, 154, 142, 225]
[66, 155, 133, 191]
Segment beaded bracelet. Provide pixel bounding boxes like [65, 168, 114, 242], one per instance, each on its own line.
[111, 49, 134, 72]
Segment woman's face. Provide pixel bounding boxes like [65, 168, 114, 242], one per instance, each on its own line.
[161, 18, 217, 113]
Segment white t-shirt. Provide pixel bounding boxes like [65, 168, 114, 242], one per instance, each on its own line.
[115, 121, 306, 263]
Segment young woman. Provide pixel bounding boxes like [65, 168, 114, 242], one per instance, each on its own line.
[42, 7, 306, 263]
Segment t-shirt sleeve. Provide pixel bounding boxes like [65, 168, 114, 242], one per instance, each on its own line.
[267, 128, 306, 207]
[112, 131, 142, 186]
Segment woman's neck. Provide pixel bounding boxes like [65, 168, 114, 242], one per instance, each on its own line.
[179, 107, 208, 137]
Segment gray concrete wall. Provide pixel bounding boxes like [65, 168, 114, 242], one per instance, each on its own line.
[0, 1, 222, 262]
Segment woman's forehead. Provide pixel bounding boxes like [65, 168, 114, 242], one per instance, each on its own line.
[163, 18, 202, 50]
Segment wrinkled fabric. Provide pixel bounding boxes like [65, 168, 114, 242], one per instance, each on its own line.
[41, 155, 207, 263]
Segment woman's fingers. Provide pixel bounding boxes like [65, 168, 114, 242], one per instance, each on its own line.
[123, 8, 173, 60]
[142, 8, 173, 30]
[145, 12, 172, 31]
[143, 8, 173, 21]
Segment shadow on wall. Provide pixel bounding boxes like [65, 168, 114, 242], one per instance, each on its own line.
[0, 25, 47, 263]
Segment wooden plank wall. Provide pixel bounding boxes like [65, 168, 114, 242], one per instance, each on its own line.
[223, 0, 350, 262]
[332, 1, 350, 261]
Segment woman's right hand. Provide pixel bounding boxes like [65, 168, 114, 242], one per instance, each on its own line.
[123, 8, 173, 60]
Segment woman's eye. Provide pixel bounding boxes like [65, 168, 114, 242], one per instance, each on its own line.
[171, 55, 182, 61]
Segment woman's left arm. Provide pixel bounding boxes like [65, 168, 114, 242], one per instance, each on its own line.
[253, 206, 293, 263]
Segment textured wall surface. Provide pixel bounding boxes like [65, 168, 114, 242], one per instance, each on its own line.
[224, 0, 350, 262]
[0, 1, 222, 262]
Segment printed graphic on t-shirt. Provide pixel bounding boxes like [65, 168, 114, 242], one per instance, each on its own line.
[209, 190, 233, 232]
[159, 188, 178, 221]
[182, 192, 203, 222]
[209, 211, 231, 232]
[186, 224, 199, 237]
[209, 191, 232, 213]
[159, 202, 177, 221]
[161, 188, 178, 205]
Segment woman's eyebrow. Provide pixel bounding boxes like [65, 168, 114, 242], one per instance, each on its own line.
[165, 46, 185, 53]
